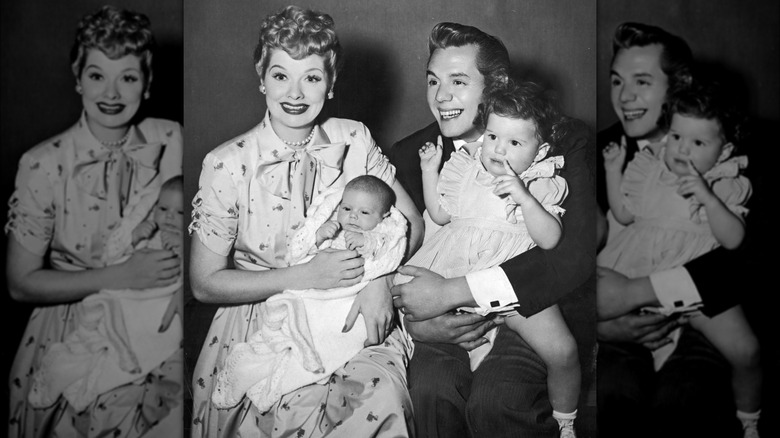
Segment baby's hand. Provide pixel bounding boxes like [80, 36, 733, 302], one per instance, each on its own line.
[677, 160, 716, 205]
[344, 230, 366, 250]
[316, 220, 341, 244]
[492, 159, 530, 205]
[131, 220, 157, 246]
[419, 135, 444, 173]
[602, 136, 627, 173]
[160, 229, 183, 257]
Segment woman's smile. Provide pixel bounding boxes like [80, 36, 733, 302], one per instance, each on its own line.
[280, 102, 310, 115]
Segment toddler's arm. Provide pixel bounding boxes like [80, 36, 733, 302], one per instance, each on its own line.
[678, 161, 745, 249]
[420, 136, 451, 225]
[602, 137, 634, 224]
[494, 160, 562, 249]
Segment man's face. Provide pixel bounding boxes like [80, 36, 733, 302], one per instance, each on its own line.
[426, 45, 485, 141]
[610, 44, 668, 141]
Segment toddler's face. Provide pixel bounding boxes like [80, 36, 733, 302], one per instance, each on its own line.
[664, 113, 732, 177]
[480, 113, 546, 177]
[336, 189, 386, 232]
[154, 187, 184, 238]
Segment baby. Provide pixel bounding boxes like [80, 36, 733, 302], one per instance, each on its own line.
[29, 176, 184, 411]
[212, 175, 408, 411]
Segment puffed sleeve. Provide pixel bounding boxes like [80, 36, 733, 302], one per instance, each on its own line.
[712, 174, 752, 218]
[188, 152, 239, 256]
[527, 174, 568, 217]
[5, 152, 56, 255]
[159, 121, 183, 181]
[621, 149, 657, 216]
[437, 149, 472, 216]
[360, 124, 396, 186]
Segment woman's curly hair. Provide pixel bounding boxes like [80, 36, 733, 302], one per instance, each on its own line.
[254, 5, 342, 88]
[70, 5, 155, 85]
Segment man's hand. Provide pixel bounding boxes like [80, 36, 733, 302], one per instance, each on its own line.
[391, 265, 469, 320]
[404, 312, 498, 351]
[598, 312, 688, 350]
[597, 266, 659, 320]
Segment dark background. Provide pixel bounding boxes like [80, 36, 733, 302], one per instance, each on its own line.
[0, 0, 182, 430]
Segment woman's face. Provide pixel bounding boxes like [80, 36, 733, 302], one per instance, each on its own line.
[79, 49, 145, 138]
[263, 49, 329, 141]
[610, 44, 668, 141]
[426, 45, 485, 142]
[480, 113, 545, 177]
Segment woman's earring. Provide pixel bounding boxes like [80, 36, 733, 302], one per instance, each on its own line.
[327, 91, 334, 100]
[75, 84, 83, 94]
[260, 85, 266, 94]
[144, 91, 150, 100]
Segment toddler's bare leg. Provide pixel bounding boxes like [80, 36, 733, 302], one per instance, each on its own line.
[505, 304, 581, 413]
[690, 305, 762, 413]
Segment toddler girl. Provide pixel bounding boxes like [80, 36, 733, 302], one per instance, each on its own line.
[598, 76, 761, 438]
[396, 80, 581, 437]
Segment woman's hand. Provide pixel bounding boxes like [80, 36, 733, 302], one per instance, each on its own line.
[304, 248, 364, 289]
[419, 136, 443, 173]
[343, 276, 394, 346]
[117, 249, 181, 289]
[404, 312, 498, 350]
[602, 136, 627, 173]
[598, 312, 688, 351]
[158, 286, 183, 332]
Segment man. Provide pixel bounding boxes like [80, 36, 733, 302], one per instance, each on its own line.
[596, 22, 766, 438]
[389, 22, 595, 437]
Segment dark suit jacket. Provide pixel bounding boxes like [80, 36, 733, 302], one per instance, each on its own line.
[596, 122, 752, 316]
[389, 119, 596, 317]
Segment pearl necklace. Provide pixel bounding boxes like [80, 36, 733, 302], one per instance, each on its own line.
[100, 130, 131, 148]
[280, 128, 315, 148]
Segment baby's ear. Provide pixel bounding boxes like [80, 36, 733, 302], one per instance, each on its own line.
[718, 142, 735, 163]
[534, 142, 551, 162]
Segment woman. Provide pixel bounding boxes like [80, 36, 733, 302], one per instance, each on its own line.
[188, 5, 423, 437]
[6, 5, 183, 437]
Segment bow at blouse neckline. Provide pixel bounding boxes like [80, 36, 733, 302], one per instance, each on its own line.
[73, 122, 163, 213]
[255, 124, 346, 214]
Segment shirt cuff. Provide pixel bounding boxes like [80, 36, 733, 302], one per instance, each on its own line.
[465, 267, 519, 316]
[649, 267, 703, 310]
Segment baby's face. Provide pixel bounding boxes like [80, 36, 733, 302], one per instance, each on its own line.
[664, 113, 731, 177]
[153, 187, 184, 238]
[336, 189, 386, 232]
[480, 113, 544, 177]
